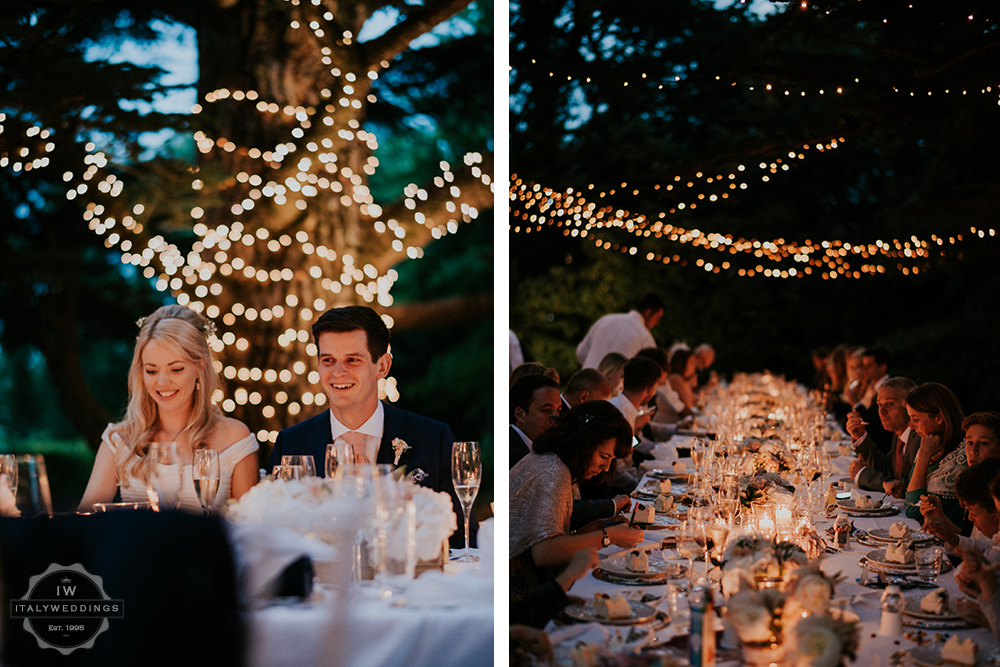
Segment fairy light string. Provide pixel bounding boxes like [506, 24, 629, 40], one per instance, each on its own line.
[1, 2, 493, 444]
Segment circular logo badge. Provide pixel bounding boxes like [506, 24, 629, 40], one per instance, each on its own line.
[9, 563, 124, 655]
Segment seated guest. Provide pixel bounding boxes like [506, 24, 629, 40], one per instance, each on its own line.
[609, 356, 662, 434]
[846, 377, 919, 496]
[636, 347, 690, 431]
[906, 382, 968, 527]
[509, 375, 562, 469]
[597, 352, 627, 396]
[693, 343, 719, 395]
[561, 368, 612, 413]
[956, 546, 1000, 641]
[510, 361, 560, 388]
[919, 412, 1000, 549]
[667, 347, 698, 411]
[852, 346, 893, 452]
[79, 305, 258, 513]
[510, 402, 644, 601]
[510, 546, 599, 629]
[823, 345, 853, 421]
[268, 305, 475, 547]
[924, 459, 1000, 553]
[810, 347, 830, 391]
[963, 411, 1000, 465]
[842, 347, 868, 408]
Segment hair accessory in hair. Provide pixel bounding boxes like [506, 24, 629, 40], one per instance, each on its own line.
[136, 316, 149, 329]
[203, 319, 218, 341]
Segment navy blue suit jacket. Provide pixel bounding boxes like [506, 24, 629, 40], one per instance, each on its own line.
[268, 403, 476, 548]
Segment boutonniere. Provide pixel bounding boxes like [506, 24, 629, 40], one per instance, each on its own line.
[392, 438, 411, 465]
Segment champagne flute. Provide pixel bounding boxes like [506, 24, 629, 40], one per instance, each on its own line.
[193, 449, 221, 516]
[451, 441, 481, 563]
[147, 441, 182, 511]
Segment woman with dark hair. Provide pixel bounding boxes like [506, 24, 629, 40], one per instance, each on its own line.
[905, 382, 968, 526]
[510, 401, 645, 601]
[667, 347, 698, 410]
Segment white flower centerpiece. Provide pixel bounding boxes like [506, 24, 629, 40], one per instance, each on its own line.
[225, 476, 456, 572]
[724, 566, 858, 667]
[719, 537, 808, 597]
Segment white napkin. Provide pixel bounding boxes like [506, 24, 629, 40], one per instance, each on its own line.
[0, 474, 20, 517]
[476, 517, 495, 568]
[227, 523, 337, 600]
[547, 621, 613, 647]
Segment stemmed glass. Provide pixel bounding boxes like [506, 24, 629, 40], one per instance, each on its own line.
[147, 441, 182, 511]
[282, 455, 316, 477]
[325, 443, 343, 478]
[451, 441, 481, 563]
[193, 449, 221, 516]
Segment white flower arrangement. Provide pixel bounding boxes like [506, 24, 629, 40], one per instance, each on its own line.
[739, 471, 795, 507]
[224, 476, 456, 563]
[720, 537, 808, 597]
[788, 614, 859, 667]
[726, 588, 785, 644]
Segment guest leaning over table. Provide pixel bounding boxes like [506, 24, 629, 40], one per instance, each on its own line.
[79, 305, 259, 512]
[509, 401, 644, 604]
[904, 381, 968, 527]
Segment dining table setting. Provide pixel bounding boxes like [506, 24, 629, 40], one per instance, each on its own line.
[542, 373, 998, 667]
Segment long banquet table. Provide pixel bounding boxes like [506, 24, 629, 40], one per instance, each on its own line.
[550, 430, 997, 665]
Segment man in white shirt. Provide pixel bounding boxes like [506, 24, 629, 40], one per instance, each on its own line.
[268, 305, 475, 546]
[608, 357, 661, 434]
[576, 294, 665, 370]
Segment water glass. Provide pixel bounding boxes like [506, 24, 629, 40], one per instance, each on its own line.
[381, 496, 417, 588]
[281, 455, 316, 477]
[148, 441, 182, 511]
[916, 547, 943, 583]
[14, 454, 53, 518]
[272, 464, 304, 482]
[667, 581, 690, 630]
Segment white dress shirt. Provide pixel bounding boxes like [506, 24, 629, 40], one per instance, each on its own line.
[576, 310, 657, 369]
[609, 392, 639, 432]
[329, 402, 385, 462]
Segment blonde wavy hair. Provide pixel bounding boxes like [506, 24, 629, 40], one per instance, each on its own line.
[113, 305, 222, 488]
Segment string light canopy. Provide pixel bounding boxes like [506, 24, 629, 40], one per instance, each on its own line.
[0, 0, 494, 445]
[510, 170, 997, 280]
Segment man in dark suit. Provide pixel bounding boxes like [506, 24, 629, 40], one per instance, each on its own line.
[847, 376, 920, 497]
[509, 375, 561, 469]
[268, 305, 475, 547]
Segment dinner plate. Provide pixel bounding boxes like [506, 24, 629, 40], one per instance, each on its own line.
[903, 595, 963, 621]
[907, 642, 1000, 667]
[647, 468, 693, 482]
[864, 548, 918, 571]
[836, 498, 892, 513]
[564, 599, 657, 625]
[867, 527, 935, 544]
[633, 514, 682, 531]
[599, 553, 676, 579]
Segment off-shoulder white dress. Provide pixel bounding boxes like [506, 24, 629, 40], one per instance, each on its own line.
[102, 424, 259, 514]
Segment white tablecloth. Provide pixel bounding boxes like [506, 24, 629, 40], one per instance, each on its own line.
[247, 555, 494, 667]
[559, 451, 997, 664]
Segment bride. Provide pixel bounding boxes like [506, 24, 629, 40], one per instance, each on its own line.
[79, 305, 259, 513]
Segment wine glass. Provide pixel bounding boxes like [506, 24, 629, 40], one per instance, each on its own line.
[147, 441, 182, 511]
[676, 520, 703, 590]
[451, 441, 481, 563]
[282, 454, 316, 477]
[332, 437, 358, 467]
[325, 443, 341, 478]
[193, 449, 221, 516]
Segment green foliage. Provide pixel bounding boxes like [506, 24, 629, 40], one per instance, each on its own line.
[510, 0, 1000, 411]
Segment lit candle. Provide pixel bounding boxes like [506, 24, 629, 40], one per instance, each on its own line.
[776, 507, 792, 526]
[759, 517, 775, 534]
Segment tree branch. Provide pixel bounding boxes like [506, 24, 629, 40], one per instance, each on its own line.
[361, 0, 473, 68]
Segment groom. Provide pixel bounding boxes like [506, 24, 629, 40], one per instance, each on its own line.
[268, 305, 476, 547]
